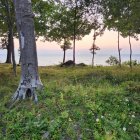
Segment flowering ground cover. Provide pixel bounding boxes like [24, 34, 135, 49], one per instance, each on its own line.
[0, 64, 139, 139]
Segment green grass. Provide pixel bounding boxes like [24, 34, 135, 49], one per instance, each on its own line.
[0, 64, 140, 140]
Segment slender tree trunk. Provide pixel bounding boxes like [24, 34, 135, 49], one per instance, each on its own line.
[129, 35, 132, 69]
[73, 0, 77, 65]
[5, 0, 12, 64]
[92, 52, 94, 67]
[5, 0, 16, 74]
[10, 28, 16, 76]
[6, 31, 15, 67]
[73, 36, 76, 65]
[13, 0, 43, 102]
[92, 32, 95, 67]
[5, 34, 12, 63]
[7, 27, 16, 75]
[118, 31, 121, 67]
[63, 49, 66, 64]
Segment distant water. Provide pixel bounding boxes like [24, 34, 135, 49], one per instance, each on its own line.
[0, 49, 140, 66]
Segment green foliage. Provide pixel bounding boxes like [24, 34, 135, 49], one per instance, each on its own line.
[0, 0, 16, 32]
[101, 0, 140, 38]
[90, 43, 100, 54]
[106, 56, 119, 66]
[33, 0, 93, 43]
[0, 64, 140, 139]
[122, 60, 140, 66]
[0, 36, 7, 49]
[60, 39, 72, 51]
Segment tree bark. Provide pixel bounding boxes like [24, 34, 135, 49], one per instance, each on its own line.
[4, 0, 12, 64]
[129, 35, 132, 69]
[118, 31, 121, 67]
[5, 0, 16, 74]
[10, 28, 16, 76]
[5, 33, 12, 63]
[13, 0, 43, 102]
[73, 36, 76, 64]
[92, 52, 94, 67]
[92, 32, 95, 67]
[73, 0, 77, 65]
[63, 49, 66, 64]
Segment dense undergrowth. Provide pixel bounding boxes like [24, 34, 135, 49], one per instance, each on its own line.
[0, 64, 140, 140]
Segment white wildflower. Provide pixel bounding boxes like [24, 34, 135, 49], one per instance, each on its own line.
[123, 127, 126, 131]
[37, 114, 41, 117]
[125, 98, 129, 102]
[106, 132, 110, 134]
[101, 116, 104, 118]
[96, 118, 99, 122]
[132, 115, 135, 118]
[69, 118, 72, 122]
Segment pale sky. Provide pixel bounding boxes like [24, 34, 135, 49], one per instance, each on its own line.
[31, 30, 140, 54]
[11, 29, 140, 55]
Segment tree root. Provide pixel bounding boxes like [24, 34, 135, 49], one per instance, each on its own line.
[12, 79, 43, 105]
[12, 87, 38, 103]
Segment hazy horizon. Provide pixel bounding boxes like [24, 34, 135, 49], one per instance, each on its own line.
[0, 47, 140, 66]
[0, 29, 140, 66]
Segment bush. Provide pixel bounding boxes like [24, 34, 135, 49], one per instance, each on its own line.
[122, 60, 140, 66]
[106, 56, 119, 66]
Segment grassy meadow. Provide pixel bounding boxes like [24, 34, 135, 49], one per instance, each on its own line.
[0, 64, 140, 140]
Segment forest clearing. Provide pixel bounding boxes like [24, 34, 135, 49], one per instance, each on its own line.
[0, 64, 139, 139]
[0, 0, 140, 139]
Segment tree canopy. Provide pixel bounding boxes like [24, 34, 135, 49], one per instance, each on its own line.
[101, 0, 140, 39]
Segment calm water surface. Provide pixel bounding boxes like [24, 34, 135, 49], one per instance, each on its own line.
[0, 48, 140, 66]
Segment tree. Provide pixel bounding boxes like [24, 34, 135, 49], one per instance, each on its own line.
[60, 39, 72, 63]
[106, 56, 119, 66]
[33, 0, 57, 39]
[12, 0, 43, 102]
[0, 0, 52, 65]
[101, 0, 140, 69]
[0, 37, 8, 49]
[68, 0, 94, 64]
[119, 0, 140, 69]
[0, 0, 16, 65]
[90, 43, 100, 67]
[41, 0, 93, 64]
[90, 16, 104, 67]
[101, 0, 124, 67]
[81, 0, 105, 67]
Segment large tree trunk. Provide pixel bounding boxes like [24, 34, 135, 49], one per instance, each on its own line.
[118, 31, 121, 67]
[13, 0, 43, 102]
[129, 35, 132, 69]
